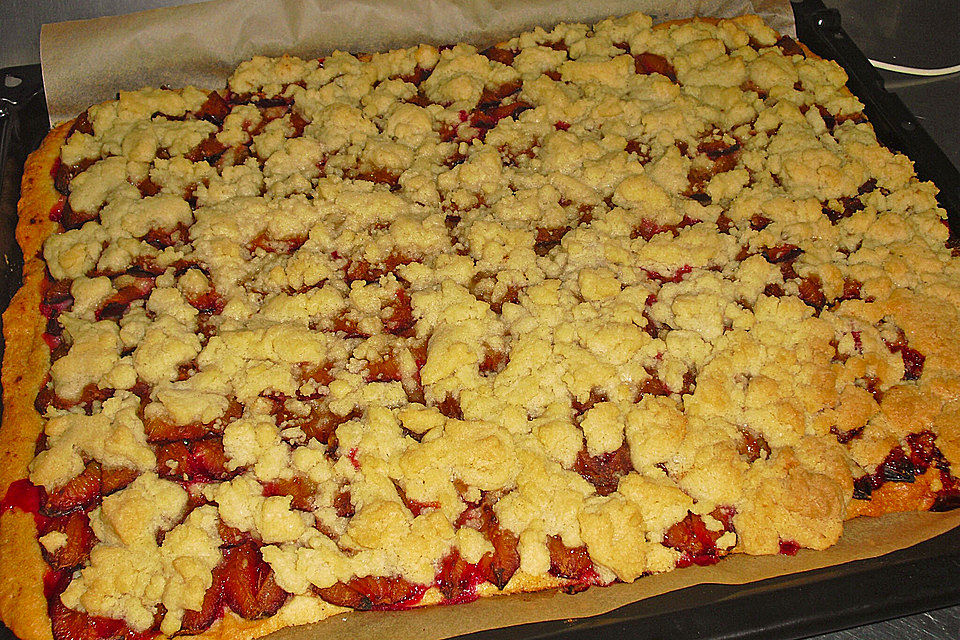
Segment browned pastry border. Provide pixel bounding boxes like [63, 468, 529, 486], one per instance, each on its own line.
[1, 121, 72, 640]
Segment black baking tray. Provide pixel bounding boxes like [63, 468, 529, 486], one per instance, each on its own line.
[1, 1, 958, 639]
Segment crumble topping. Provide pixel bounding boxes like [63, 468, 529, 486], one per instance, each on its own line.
[58, 474, 219, 634]
[23, 10, 960, 637]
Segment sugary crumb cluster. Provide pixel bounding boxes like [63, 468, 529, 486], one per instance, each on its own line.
[25, 11, 960, 638]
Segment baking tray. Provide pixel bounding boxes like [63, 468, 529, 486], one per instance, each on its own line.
[1, 1, 959, 638]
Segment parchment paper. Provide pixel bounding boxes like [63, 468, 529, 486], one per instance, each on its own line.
[34, 1, 960, 638]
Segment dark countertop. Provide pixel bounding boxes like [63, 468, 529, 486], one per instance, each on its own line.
[817, 608, 960, 640]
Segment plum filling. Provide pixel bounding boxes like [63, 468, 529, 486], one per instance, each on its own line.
[156, 438, 235, 482]
[480, 46, 516, 66]
[853, 431, 959, 506]
[778, 540, 800, 555]
[247, 231, 308, 255]
[632, 216, 698, 241]
[95, 278, 156, 321]
[40, 512, 96, 571]
[633, 53, 677, 81]
[662, 507, 736, 567]
[263, 476, 318, 511]
[574, 443, 633, 496]
[43, 463, 103, 516]
[450, 494, 521, 592]
[2, 478, 45, 522]
[50, 602, 159, 640]
[315, 577, 426, 611]
[831, 425, 865, 445]
[220, 542, 289, 619]
[882, 327, 926, 381]
[737, 427, 771, 463]
[534, 226, 569, 256]
[636, 372, 671, 398]
[546, 535, 599, 587]
[40, 278, 74, 319]
[435, 550, 492, 604]
[644, 264, 693, 284]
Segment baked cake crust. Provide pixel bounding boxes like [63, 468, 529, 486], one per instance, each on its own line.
[2, 12, 958, 640]
[1, 121, 72, 640]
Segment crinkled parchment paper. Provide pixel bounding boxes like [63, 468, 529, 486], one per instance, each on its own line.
[35, 1, 960, 638]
